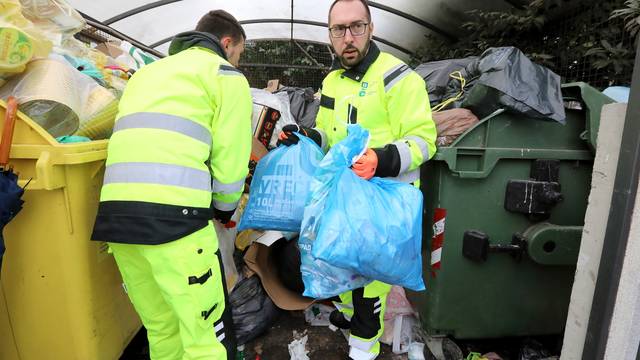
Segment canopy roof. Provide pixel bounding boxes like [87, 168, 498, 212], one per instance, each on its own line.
[68, 0, 526, 60]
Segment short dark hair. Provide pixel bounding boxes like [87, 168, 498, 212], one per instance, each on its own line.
[196, 10, 246, 43]
[328, 0, 371, 25]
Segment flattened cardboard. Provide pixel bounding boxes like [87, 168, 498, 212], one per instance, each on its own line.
[95, 41, 124, 58]
[243, 243, 314, 310]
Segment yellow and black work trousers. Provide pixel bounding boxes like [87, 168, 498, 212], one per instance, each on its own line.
[335, 281, 392, 360]
[109, 222, 235, 360]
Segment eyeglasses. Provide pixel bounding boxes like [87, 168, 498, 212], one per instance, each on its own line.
[329, 22, 369, 38]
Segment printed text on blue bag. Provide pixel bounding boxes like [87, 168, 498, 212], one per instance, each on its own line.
[255, 165, 298, 208]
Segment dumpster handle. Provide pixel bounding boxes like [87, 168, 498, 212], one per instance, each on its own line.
[15, 151, 66, 190]
[462, 230, 526, 263]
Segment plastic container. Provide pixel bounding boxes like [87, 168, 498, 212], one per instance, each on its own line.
[0, 99, 140, 359]
[0, 27, 34, 75]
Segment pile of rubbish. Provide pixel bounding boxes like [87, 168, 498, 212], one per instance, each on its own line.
[0, 0, 157, 142]
[1, 2, 577, 354]
[0, 0, 325, 347]
[221, 79, 424, 349]
[416, 46, 568, 147]
[229, 46, 575, 358]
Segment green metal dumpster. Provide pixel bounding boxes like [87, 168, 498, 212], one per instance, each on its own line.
[409, 83, 613, 339]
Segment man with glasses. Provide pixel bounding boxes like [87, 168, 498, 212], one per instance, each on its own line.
[278, 0, 437, 359]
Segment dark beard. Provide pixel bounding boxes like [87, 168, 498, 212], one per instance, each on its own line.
[339, 41, 370, 68]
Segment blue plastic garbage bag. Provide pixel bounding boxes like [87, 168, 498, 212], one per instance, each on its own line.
[305, 125, 426, 295]
[313, 173, 425, 291]
[299, 125, 373, 299]
[299, 229, 371, 299]
[239, 134, 323, 232]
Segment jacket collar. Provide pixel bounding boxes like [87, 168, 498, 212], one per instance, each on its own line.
[331, 42, 380, 82]
[168, 31, 228, 60]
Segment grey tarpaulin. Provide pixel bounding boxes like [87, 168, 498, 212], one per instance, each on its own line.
[274, 87, 319, 128]
[414, 57, 478, 107]
[416, 47, 566, 123]
[462, 47, 566, 123]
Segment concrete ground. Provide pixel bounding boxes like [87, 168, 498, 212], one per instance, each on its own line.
[120, 310, 407, 360]
[242, 310, 406, 360]
[120, 311, 561, 360]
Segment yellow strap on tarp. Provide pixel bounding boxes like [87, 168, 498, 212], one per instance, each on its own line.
[432, 70, 467, 113]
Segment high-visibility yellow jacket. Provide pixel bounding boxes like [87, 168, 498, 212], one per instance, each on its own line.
[92, 32, 252, 245]
[313, 43, 436, 300]
[315, 43, 436, 183]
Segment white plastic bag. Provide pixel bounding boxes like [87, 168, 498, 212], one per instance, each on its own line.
[381, 286, 420, 354]
[251, 88, 295, 148]
[288, 332, 310, 360]
[117, 40, 157, 69]
[214, 221, 240, 292]
[381, 314, 422, 355]
[20, 0, 85, 38]
[303, 303, 333, 326]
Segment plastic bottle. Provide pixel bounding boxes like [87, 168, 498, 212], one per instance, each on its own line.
[235, 345, 245, 360]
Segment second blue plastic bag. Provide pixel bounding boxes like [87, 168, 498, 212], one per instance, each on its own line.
[306, 125, 426, 294]
[239, 134, 323, 232]
[299, 126, 372, 299]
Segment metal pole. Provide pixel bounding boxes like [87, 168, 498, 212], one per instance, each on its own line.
[239, 63, 328, 70]
[154, 20, 414, 56]
[103, 0, 183, 25]
[290, 0, 294, 65]
[78, 12, 165, 58]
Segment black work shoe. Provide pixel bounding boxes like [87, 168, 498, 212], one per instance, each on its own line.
[329, 310, 351, 329]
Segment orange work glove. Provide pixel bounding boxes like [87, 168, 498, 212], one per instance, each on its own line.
[352, 148, 378, 180]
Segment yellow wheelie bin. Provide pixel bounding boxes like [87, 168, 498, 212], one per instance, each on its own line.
[0, 98, 140, 360]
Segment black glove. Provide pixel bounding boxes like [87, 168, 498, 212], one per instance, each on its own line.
[213, 207, 235, 224]
[277, 124, 305, 146]
[277, 124, 323, 147]
[372, 144, 401, 178]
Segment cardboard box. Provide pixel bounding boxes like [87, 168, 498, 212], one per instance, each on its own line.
[95, 41, 124, 58]
[244, 242, 314, 310]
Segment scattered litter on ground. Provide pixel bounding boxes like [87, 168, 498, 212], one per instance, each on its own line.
[288, 330, 310, 360]
[304, 303, 334, 327]
[407, 342, 425, 360]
